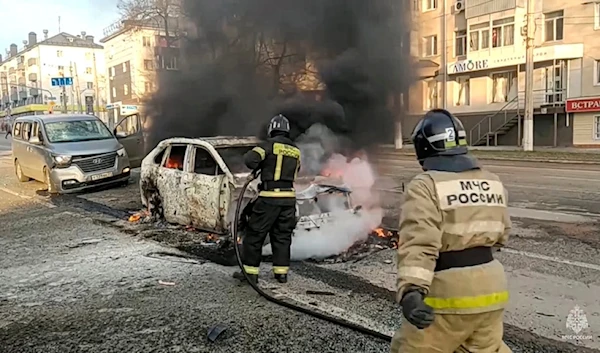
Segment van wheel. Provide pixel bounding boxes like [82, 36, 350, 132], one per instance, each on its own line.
[43, 167, 58, 194]
[15, 160, 30, 182]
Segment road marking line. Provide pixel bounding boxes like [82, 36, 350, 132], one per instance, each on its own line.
[501, 248, 600, 271]
[0, 187, 55, 208]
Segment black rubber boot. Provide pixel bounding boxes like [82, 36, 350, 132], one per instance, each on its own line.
[233, 271, 258, 284]
[274, 274, 288, 283]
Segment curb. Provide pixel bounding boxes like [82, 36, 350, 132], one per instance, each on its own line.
[374, 154, 600, 165]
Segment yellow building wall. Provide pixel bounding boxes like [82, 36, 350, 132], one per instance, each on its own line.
[572, 112, 600, 146]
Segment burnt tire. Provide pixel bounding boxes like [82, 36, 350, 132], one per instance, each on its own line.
[14, 160, 30, 182]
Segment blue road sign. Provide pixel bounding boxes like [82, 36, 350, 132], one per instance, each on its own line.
[50, 77, 73, 86]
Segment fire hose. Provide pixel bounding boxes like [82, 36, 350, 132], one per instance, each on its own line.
[232, 172, 394, 342]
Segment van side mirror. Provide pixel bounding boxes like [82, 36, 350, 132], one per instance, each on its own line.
[29, 136, 42, 145]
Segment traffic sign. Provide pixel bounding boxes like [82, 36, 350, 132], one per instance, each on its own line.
[51, 77, 73, 86]
[120, 105, 138, 115]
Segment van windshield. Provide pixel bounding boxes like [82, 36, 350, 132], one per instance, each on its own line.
[44, 120, 113, 143]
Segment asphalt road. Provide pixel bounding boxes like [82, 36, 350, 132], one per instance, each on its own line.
[0, 134, 11, 153]
[1, 153, 600, 352]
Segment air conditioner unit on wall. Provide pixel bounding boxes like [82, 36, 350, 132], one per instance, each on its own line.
[454, 0, 465, 13]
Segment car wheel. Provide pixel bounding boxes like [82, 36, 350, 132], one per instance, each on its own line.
[15, 160, 30, 182]
[43, 167, 58, 194]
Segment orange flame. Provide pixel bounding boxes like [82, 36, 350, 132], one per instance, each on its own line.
[165, 155, 183, 169]
[128, 210, 149, 222]
[205, 234, 219, 242]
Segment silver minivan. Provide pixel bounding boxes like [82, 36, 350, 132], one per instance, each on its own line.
[11, 114, 144, 194]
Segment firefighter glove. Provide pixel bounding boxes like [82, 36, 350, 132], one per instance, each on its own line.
[401, 288, 435, 329]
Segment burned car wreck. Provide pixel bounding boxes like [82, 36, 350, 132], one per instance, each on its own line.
[139, 136, 362, 242]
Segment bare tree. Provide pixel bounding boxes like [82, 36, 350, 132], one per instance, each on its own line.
[117, 0, 182, 46]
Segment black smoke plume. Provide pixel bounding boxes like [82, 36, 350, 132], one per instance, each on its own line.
[145, 0, 414, 151]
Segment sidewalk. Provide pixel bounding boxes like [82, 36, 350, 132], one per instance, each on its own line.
[377, 144, 600, 164]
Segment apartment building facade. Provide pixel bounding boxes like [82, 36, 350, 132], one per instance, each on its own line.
[100, 18, 181, 128]
[407, 0, 600, 147]
[0, 31, 107, 119]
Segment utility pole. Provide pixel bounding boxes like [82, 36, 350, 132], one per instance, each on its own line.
[73, 62, 82, 113]
[92, 52, 100, 115]
[523, 0, 535, 151]
[61, 70, 67, 113]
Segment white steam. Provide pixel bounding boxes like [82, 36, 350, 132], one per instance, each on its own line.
[261, 123, 383, 261]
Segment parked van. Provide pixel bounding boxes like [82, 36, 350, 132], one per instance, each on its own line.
[11, 114, 144, 194]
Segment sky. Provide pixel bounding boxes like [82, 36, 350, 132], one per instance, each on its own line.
[0, 0, 120, 49]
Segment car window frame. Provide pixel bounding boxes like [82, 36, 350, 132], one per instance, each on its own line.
[161, 144, 188, 172]
[13, 122, 22, 139]
[190, 144, 221, 176]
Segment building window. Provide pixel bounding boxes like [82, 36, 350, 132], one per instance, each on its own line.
[112, 87, 116, 98]
[595, 116, 600, 140]
[544, 60, 566, 103]
[492, 71, 517, 103]
[425, 80, 437, 109]
[469, 22, 490, 51]
[595, 3, 600, 30]
[85, 67, 92, 74]
[57, 50, 63, 57]
[144, 59, 153, 70]
[166, 57, 178, 70]
[455, 30, 467, 57]
[423, 0, 437, 11]
[86, 82, 94, 89]
[544, 10, 564, 42]
[145, 82, 152, 93]
[85, 52, 92, 60]
[122, 63, 127, 72]
[143, 36, 151, 47]
[595, 60, 600, 85]
[57, 65, 64, 72]
[423, 35, 438, 56]
[110, 67, 116, 76]
[492, 17, 515, 47]
[124, 84, 129, 95]
[455, 77, 470, 106]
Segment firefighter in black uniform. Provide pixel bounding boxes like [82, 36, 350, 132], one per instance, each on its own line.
[234, 114, 301, 284]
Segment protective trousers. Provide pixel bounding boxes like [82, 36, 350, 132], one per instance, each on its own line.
[390, 309, 512, 353]
[242, 197, 296, 275]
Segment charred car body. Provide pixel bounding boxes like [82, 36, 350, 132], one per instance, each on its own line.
[139, 136, 361, 240]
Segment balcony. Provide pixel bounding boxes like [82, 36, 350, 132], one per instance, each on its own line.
[11, 93, 18, 102]
[29, 88, 39, 96]
[8, 68, 15, 74]
[27, 58, 37, 67]
[0, 72, 6, 79]
[28, 73, 37, 81]
[17, 62, 24, 70]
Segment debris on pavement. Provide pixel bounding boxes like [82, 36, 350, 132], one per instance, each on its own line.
[207, 324, 228, 342]
[158, 280, 176, 286]
[306, 290, 335, 296]
[128, 210, 150, 222]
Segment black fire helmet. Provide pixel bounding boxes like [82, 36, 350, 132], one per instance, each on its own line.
[268, 114, 291, 137]
[411, 109, 468, 161]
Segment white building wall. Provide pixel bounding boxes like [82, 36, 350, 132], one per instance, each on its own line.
[37, 44, 106, 107]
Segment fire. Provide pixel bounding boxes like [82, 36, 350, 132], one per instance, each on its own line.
[205, 233, 218, 242]
[128, 210, 149, 222]
[373, 227, 390, 237]
[165, 155, 183, 169]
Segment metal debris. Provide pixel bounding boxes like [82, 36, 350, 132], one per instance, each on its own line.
[207, 324, 228, 342]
